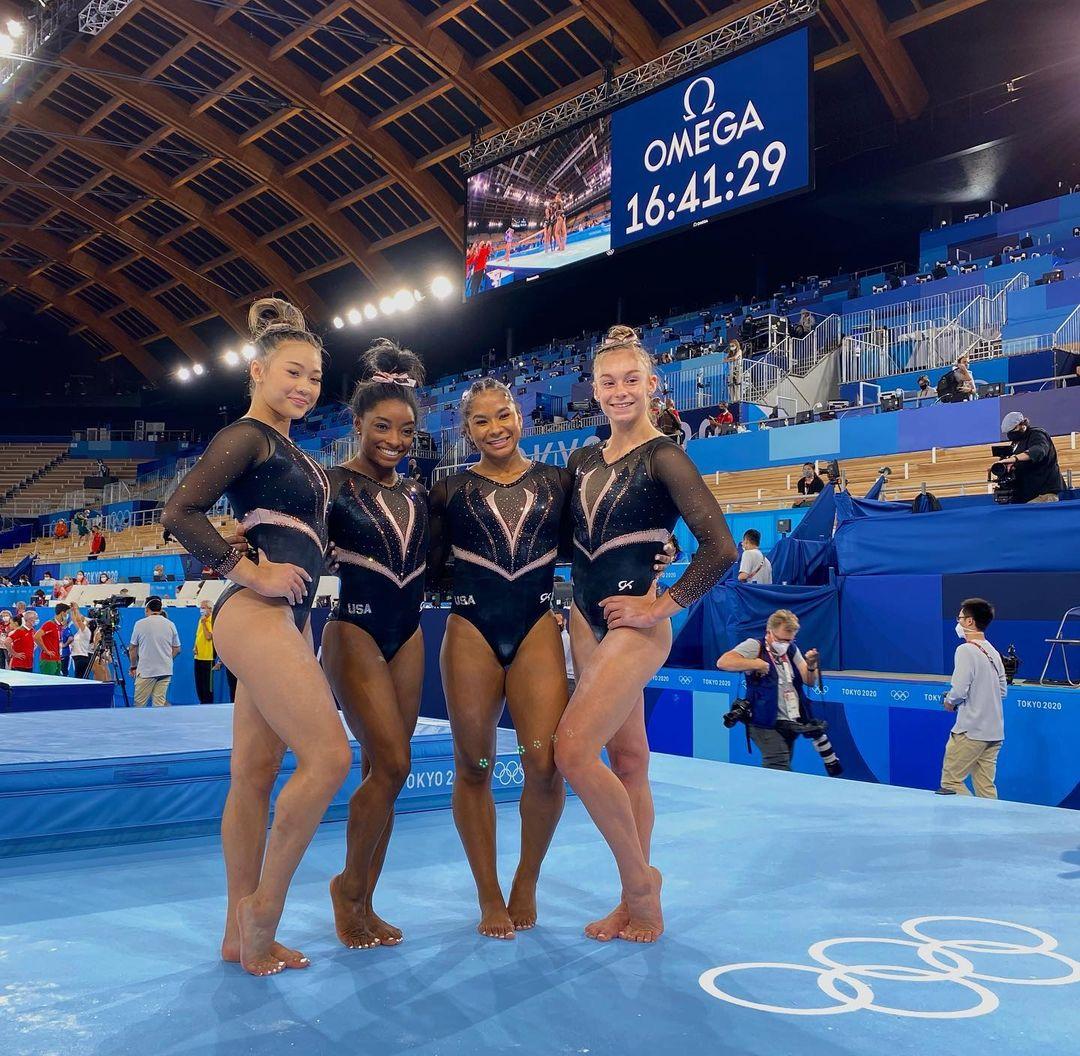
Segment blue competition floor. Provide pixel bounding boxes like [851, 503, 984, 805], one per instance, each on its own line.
[1, 755, 1078, 1055]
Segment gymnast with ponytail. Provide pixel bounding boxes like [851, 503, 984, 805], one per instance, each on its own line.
[321, 339, 429, 950]
[162, 299, 351, 977]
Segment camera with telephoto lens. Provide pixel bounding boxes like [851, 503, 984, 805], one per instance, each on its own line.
[988, 443, 1017, 505]
[775, 718, 844, 777]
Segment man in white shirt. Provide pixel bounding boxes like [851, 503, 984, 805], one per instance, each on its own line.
[938, 597, 1007, 798]
[128, 596, 181, 707]
[737, 530, 772, 584]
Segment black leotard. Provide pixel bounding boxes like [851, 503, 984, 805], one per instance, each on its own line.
[162, 417, 330, 631]
[428, 462, 572, 667]
[324, 465, 428, 661]
[567, 436, 737, 641]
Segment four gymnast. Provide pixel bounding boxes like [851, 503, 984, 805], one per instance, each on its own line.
[322, 340, 429, 950]
[162, 298, 352, 977]
[555, 325, 738, 943]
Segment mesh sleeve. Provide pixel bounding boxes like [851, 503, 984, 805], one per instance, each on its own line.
[161, 420, 270, 576]
[425, 478, 452, 592]
[648, 440, 738, 608]
[555, 465, 576, 563]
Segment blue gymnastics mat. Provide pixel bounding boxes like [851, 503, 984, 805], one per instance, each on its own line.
[0, 754, 1077, 1055]
[0, 668, 112, 711]
[0, 704, 524, 855]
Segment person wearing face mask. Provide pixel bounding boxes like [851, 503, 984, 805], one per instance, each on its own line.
[717, 609, 820, 771]
[193, 600, 216, 704]
[937, 598, 1007, 798]
[997, 411, 1062, 503]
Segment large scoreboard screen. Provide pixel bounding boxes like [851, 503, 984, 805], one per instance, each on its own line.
[463, 27, 811, 300]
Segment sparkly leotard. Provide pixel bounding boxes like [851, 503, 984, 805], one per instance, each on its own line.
[428, 462, 572, 667]
[567, 436, 737, 641]
[324, 465, 428, 661]
[162, 417, 330, 631]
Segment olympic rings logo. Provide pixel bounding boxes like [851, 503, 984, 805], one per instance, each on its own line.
[492, 760, 524, 787]
[890, 690, 910, 701]
[699, 917, 1080, 1019]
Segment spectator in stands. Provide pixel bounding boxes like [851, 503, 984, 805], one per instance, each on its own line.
[73, 509, 90, 547]
[406, 458, 421, 481]
[53, 519, 68, 541]
[152, 564, 167, 582]
[97, 572, 111, 585]
[705, 402, 735, 437]
[916, 375, 933, 401]
[16, 573, 30, 585]
[737, 529, 773, 584]
[31, 588, 47, 607]
[53, 576, 72, 600]
[193, 599, 216, 705]
[716, 609, 820, 771]
[725, 339, 743, 403]
[937, 598, 1007, 798]
[796, 462, 825, 502]
[10, 610, 37, 672]
[35, 603, 68, 677]
[41, 571, 55, 591]
[74, 570, 87, 585]
[998, 411, 1063, 503]
[14, 601, 26, 619]
[656, 398, 683, 445]
[128, 596, 180, 707]
[954, 354, 976, 400]
[90, 527, 107, 556]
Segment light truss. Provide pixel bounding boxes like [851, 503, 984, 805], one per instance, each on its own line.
[459, 0, 819, 174]
[0, 0, 84, 91]
[78, 0, 135, 36]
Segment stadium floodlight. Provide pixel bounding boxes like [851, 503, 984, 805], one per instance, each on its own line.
[192, 363, 205, 376]
[379, 296, 396, 315]
[430, 275, 453, 299]
[177, 366, 192, 382]
[241, 343, 256, 360]
[346, 308, 362, 325]
[332, 315, 344, 329]
[6, 20, 23, 38]
[223, 349, 240, 367]
[363, 303, 378, 320]
[413, 288, 424, 302]
[393, 289, 414, 312]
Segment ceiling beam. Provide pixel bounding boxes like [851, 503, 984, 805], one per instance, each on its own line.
[571, 0, 660, 66]
[370, 218, 439, 252]
[65, 40, 393, 288]
[0, 257, 165, 382]
[267, 0, 352, 61]
[475, 10, 586, 73]
[145, 0, 460, 241]
[350, 0, 525, 129]
[823, 0, 929, 121]
[319, 44, 402, 97]
[7, 107, 253, 334]
[423, 0, 475, 30]
[369, 78, 453, 132]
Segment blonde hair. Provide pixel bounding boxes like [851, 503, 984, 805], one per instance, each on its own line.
[593, 324, 655, 374]
[767, 609, 800, 634]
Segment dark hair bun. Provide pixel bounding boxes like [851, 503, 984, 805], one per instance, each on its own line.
[360, 338, 425, 386]
[248, 297, 306, 340]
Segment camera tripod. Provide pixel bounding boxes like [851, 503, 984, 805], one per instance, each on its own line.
[82, 623, 130, 707]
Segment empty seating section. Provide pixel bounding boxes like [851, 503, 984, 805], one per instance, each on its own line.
[0, 443, 68, 502]
[707, 438, 1080, 512]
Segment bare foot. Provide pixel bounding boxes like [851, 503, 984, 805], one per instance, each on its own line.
[584, 900, 629, 942]
[478, 901, 516, 940]
[507, 878, 538, 930]
[222, 938, 309, 969]
[236, 895, 288, 976]
[330, 875, 380, 950]
[619, 867, 663, 943]
[367, 910, 404, 946]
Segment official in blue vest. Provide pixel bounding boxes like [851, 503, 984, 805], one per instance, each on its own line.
[717, 609, 820, 770]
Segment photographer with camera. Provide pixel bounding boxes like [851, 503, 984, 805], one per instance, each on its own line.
[127, 596, 180, 707]
[717, 609, 840, 774]
[995, 411, 1063, 503]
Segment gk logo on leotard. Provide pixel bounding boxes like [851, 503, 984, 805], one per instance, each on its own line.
[346, 602, 372, 615]
[454, 594, 476, 606]
[540, 592, 553, 604]
[618, 580, 634, 591]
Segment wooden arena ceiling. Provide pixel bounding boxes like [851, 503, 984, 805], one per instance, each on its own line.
[0, 0, 994, 384]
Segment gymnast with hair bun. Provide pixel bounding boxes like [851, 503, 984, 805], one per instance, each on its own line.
[555, 324, 738, 944]
[321, 339, 429, 951]
[162, 298, 351, 977]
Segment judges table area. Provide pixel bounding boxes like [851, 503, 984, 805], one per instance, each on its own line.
[644, 667, 1080, 809]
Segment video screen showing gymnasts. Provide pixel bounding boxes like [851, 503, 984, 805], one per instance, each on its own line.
[464, 114, 612, 300]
